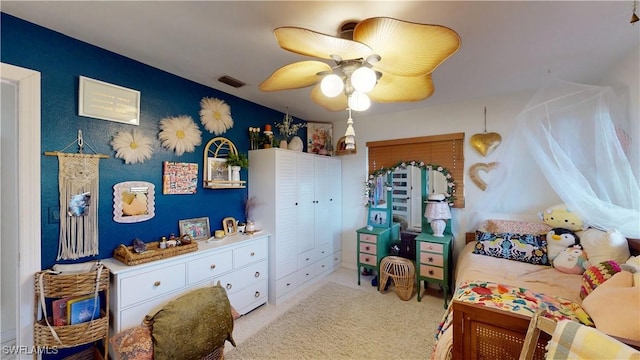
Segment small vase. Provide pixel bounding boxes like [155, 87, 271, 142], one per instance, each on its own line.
[231, 166, 241, 186]
[280, 140, 288, 149]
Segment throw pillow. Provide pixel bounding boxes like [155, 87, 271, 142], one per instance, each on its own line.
[582, 271, 640, 341]
[473, 230, 549, 265]
[579, 228, 630, 264]
[480, 219, 551, 235]
[145, 285, 236, 360]
[109, 325, 153, 360]
[580, 260, 621, 299]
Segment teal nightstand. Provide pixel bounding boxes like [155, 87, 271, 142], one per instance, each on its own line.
[357, 223, 400, 289]
[415, 222, 453, 308]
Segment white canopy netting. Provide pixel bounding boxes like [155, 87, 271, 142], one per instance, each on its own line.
[470, 79, 640, 238]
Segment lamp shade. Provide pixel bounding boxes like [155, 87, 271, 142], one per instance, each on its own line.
[348, 91, 371, 111]
[320, 74, 344, 97]
[351, 66, 376, 93]
[424, 194, 452, 220]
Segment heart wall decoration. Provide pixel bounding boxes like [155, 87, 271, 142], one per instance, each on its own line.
[470, 107, 502, 157]
[469, 162, 499, 191]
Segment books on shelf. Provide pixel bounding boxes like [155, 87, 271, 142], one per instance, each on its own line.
[66, 295, 101, 325]
[52, 296, 73, 326]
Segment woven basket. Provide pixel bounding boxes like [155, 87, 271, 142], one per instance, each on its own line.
[380, 256, 416, 301]
[34, 269, 110, 349]
[113, 240, 198, 266]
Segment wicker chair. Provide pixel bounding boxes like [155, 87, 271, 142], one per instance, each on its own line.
[379, 256, 416, 301]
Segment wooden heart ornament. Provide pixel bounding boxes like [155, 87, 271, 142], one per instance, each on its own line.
[470, 132, 502, 157]
[469, 162, 499, 191]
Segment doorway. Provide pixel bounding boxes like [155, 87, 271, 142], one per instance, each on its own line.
[0, 62, 42, 355]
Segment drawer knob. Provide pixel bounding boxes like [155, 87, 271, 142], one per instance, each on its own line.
[210, 264, 216, 269]
[254, 271, 260, 278]
[154, 281, 161, 287]
[365, 246, 370, 251]
[428, 257, 434, 262]
[365, 257, 370, 262]
[286, 283, 291, 287]
[254, 291, 260, 298]
[250, 252, 255, 257]
[428, 270, 434, 275]
[226, 283, 232, 290]
[305, 257, 310, 261]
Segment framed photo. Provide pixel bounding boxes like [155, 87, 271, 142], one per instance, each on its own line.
[113, 181, 155, 223]
[222, 217, 237, 235]
[179, 217, 211, 241]
[208, 157, 228, 181]
[307, 122, 333, 155]
[368, 209, 390, 228]
[78, 76, 140, 125]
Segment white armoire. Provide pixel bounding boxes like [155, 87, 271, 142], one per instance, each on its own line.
[249, 148, 341, 304]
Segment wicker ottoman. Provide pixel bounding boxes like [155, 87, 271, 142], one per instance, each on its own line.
[379, 256, 416, 301]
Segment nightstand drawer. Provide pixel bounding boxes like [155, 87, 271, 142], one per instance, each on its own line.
[359, 242, 377, 255]
[420, 264, 444, 280]
[359, 253, 377, 266]
[420, 242, 444, 254]
[420, 252, 444, 267]
[359, 233, 377, 244]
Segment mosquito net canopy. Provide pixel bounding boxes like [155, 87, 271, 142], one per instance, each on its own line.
[471, 79, 640, 238]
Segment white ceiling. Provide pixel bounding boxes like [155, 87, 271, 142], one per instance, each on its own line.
[2, 1, 638, 123]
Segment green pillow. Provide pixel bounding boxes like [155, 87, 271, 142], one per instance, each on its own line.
[144, 284, 235, 360]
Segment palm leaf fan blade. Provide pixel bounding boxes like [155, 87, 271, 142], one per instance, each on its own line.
[368, 73, 434, 103]
[354, 17, 461, 77]
[274, 27, 372, 60]
[310, 85, 348, 112]
[260, 61, 331, 91]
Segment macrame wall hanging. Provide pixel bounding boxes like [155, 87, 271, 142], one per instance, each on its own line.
[45, 130, 108, 260]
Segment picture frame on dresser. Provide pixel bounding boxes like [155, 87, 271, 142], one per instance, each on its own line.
[223, 217, 238, 235]
[179, 217, 211, 241]
[369, 209, 389, 228]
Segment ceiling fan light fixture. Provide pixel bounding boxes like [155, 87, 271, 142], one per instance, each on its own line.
[348, 91, 371, 112]
[351, 66, 377, 93]
[320, 74, 344, 97]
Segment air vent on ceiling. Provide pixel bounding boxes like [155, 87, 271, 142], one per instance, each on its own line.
[218, 75, 246, 88]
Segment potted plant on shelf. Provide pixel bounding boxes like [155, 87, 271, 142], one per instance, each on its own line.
[226, 152, 249, 185]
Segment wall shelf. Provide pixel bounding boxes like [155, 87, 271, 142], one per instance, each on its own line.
[203, 137, 246, 189]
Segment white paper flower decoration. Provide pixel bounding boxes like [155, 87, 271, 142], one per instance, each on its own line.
[158, 115, 202, 156]
[111, 129, 154, 164]
[200, 97, 234, 134]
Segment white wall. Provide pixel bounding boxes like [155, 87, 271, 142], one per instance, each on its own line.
[337, 47, 640, 270]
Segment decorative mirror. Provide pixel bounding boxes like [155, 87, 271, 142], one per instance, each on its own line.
[366, 161, 455, 231]
[113, 181, 155, 223]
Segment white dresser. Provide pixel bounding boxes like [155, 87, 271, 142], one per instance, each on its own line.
[102, 233, 269, 336]
[249, 148, 341, 304]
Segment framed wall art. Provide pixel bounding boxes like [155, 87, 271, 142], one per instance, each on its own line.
[78, 76, 140, 125]
[179, 217, 211, 241]
[307, 122, 333, 155]
[162, 161, 198, 195]
[113, 181, 155, 223]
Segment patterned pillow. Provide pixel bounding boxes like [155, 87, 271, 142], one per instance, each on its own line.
[473, 230, 549, 265]
[110, 325, 153, 360]
[480, 219, 552, 235]
[580, 260, 621, 299]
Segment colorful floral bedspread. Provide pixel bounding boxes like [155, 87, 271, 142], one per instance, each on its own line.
[435, 280, 593, 341]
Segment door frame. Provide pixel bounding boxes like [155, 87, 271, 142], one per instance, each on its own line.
[1, 62, 42, 353]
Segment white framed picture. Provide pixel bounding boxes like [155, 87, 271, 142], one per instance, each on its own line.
[79, 76, 140, 125]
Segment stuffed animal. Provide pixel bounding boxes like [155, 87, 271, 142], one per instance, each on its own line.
[546, 227, 580, 261]
[553, 244, 590, 274]
[540, 204, 585, 231]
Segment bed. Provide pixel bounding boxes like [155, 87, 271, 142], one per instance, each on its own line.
[431, 220, 640, 360]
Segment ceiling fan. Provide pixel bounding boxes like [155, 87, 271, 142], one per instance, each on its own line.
[259, 17, 461, 112]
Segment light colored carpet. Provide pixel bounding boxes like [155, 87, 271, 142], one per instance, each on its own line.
[225, 281, 444, 360]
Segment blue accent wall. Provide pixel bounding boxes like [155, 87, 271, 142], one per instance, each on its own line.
[1, 13, 307, 270]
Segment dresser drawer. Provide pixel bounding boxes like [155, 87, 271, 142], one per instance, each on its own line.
[187, 250, 233, 285]
[314, 255, 332, 274]
[420, 264, 444, 280]
[359, 253, 377, 266]
[215, 260, 267, 294]
[420, 241, 444, 254]
[234, 239, 267, 268]
[420, 252, 444, 267]
[297, 263, 317, 285]
[120, 263, 186, 307]
[359, 233, 377, 244]
[228, 279, 268, 315]
[275, 272, 298, 297]
[332, 250, 342, 268]
[359, 242, 377, 255]
[298, 249, 316, 269]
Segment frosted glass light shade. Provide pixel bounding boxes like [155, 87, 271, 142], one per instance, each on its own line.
[348, 92, 371, 111]
[351, 66, 376, 93]
[320, 74, 344, 97]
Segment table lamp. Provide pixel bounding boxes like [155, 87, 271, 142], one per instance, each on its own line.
[424, 193, 451, 237]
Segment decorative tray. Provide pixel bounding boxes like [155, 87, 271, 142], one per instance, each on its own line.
[113, 240, 198, 266]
